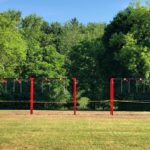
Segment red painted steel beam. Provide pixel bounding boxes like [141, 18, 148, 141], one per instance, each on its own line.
[110, 78, 114, 115]
[30, 77, 34, 114]
[73, 78, 77, 115]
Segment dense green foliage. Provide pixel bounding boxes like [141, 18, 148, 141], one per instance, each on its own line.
[102, 2, 150, 78]
[1, 1, 150, 110]
[0, 10, 26, 77]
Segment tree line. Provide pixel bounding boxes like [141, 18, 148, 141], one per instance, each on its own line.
[0, 1, 150, 110]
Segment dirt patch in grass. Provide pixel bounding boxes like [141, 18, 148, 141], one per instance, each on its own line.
[0, 110, 150, 119]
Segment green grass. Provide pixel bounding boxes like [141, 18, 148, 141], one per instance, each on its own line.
[0, 111, 150, 150]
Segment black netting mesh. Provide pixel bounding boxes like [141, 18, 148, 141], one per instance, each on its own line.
[113, 78, 150, 111]
[33, 78, 74, 110]
[0, 78, 75, 110]
[0, 78, 30, 110]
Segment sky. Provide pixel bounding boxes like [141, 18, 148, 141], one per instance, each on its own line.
[0, 0, 146, 24]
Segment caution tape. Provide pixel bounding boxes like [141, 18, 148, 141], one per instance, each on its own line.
[33, 101, 70, 104]
[87, 100, 109, 103]
[84, 100, 150, 104]
[0, 100, 29, 103]
[114, 100, 150, 104]
[0, 100, 150, 104]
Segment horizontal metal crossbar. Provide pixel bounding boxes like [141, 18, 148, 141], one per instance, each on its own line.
[113, 78, 150, 81]
[0, 100, 72, 104]
[0, 77, 67, 82]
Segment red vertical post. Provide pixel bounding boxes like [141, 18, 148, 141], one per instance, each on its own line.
[30, 77, 34, 115]
[73, 78, 77, 115]
[110, 78, 114, 115]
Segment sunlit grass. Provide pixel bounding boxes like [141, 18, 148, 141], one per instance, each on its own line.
[0, 110, 150, 150]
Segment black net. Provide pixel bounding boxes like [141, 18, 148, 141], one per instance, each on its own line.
[33, 78, 74, 110]
[0, 78, 75, 111]
[75, 79, 109, 111]
[0, 78, 30, 110]
[114, 78, 150, 111]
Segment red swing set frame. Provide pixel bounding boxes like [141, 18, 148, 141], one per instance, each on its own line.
[30, 77, 77, 115]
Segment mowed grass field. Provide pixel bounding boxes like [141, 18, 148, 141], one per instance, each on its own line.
[0, 111, 150, 150]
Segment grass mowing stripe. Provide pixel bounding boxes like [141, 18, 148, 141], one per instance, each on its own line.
[0, 111, 150, 150]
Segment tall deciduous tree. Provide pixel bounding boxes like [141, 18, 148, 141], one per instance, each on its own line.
[0, 10, 26, 77]
[101, 1, 150, 78]
[21, 15, 65, 78]
[67, 23, 105, 102]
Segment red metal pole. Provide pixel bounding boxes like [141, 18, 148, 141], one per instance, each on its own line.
[110, 78, 114, 115]
[30, 77, 34, 114]
[73, 78, 77, 115]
